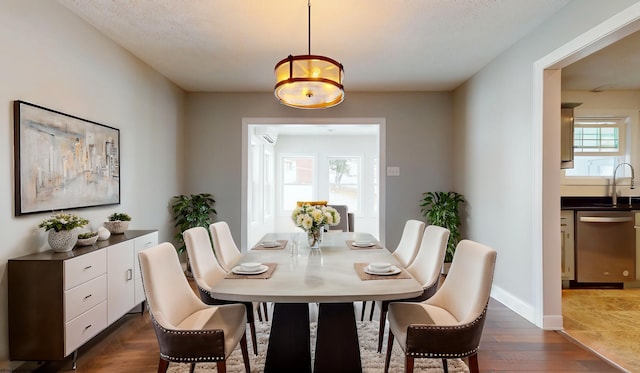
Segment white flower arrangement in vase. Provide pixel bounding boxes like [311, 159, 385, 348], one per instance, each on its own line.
[291, 203, 341, 249]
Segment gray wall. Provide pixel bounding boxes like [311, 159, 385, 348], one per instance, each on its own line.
[0, 1, 184, 361]
[185, 92, 453, 250]
[452, 0, 640, 325]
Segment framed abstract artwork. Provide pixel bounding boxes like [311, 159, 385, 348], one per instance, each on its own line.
[13, 100, 121, 216]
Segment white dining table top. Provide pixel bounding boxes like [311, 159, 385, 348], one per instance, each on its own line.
[208, 231, 423, 303]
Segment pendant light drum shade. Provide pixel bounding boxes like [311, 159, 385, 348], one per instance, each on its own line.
[274, 54, 344, 109]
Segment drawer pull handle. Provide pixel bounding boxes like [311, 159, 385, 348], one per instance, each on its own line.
[84, 324, 92, 330]
[579, 216, 632, 223]
[127, 269, 133, 281]
[84, 294, 92, 300]
[84, 265, 93, 270]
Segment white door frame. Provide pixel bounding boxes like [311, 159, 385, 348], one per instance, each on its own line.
[533, 4, 640, 329]
[241, 117, 386, 251]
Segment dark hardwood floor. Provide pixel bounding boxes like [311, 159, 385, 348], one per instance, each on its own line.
[18, 296, 622, 373]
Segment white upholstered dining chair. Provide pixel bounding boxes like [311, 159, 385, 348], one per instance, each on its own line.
[361, 219, 426, 321]
[375, 225, 449, 352]
[384, 239, 497, 373]
[138, 242, 250, 373]
[183, 226, 262, 355]
[209, 221, 243, 272]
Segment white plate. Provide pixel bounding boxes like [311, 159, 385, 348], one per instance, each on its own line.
[364, 265, 401, 276]
[232, 264, 269, 275]
[260, 241, 280, 248]
[352, 241, 375, 247]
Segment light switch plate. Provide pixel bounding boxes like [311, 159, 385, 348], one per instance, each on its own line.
[387, 166, 400, 176]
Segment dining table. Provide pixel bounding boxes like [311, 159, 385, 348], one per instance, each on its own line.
[208, 231, 423, 373]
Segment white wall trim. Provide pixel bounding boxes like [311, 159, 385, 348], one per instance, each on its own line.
[532, 3, 640, 329]
[490, 286, 536, 325]
[241, 117, 387, 249]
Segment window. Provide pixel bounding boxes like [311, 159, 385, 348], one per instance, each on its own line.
[565, 117, 628, 177]
[282, 156, 314, 210]
[328, 157, 360, 212]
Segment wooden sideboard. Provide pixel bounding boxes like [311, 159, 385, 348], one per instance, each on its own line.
[8, 230, 158, 365]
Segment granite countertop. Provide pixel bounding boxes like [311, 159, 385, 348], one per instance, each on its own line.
[561, 196, 640, 211]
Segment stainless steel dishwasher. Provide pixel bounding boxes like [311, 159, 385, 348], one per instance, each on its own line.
[575, 210, 636, 283]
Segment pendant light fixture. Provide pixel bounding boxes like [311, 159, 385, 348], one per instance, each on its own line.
[274, 1, 344, 109]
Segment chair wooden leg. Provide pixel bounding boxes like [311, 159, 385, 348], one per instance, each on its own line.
[468, 353, 479, 373]
[216, 361, 227, 373]
[377, 301, 389, 353]
[157, 358, 169, 373]
[262, 302, 269, 321]
[369, 301, 375, 321]
[442, 358, 448, 373]
[248, 319, 258, 355]
[189, 362, 196, 373]
[384, 330, 395, 373]
[405, 355, 414, 373]
[257, 303, 263, 322]
[240, 333, 251, 373]
[360, 301, 367, 321]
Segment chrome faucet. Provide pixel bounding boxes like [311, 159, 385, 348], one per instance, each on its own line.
[612, 162, 635, 206]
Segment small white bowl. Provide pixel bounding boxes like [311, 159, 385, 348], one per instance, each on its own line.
[240, 262, 262, 272]
[369, 262, 392, 272]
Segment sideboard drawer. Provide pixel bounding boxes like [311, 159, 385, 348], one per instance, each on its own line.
[64, 274, 107, 322]
[64, 250, 107, 290]
[65, 301, 107, 355]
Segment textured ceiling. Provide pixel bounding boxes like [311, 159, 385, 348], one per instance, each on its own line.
[56, 0, 575, 93]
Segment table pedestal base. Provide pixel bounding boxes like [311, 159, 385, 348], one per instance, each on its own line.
[264, 302, 362, 373]
[315, 303, 362, 373]
[264, 303, 311, 373]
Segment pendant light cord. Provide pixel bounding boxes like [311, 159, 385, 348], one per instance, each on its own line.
[308, 0, 311, 55]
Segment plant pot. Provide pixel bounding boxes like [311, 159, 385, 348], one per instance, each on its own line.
[104, 220, 129, 234]
[48, 229, 78, 252]
[76, 235, 99, 246]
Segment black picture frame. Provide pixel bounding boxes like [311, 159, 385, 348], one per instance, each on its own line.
[13, 100, 121, 216]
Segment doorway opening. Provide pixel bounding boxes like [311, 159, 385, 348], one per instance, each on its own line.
[241, 119, 385, 249]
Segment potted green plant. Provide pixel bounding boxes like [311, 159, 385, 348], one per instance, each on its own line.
[420, 191, 465, 272]
[39, 212, 89, 252]
[104, 212, 132, 234]
[170, 193, 217, 254]
[76, 231, 99, 246]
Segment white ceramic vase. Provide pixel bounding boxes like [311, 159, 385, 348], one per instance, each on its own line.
[48, 229, 78, 252]
[104, 220, 129, 234]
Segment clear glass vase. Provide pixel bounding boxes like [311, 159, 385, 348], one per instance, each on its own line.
[307, 227, 323, 250]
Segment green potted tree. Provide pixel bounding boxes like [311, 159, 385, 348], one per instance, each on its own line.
[420, 191, 465, 273]
[170, 193, 217, 254]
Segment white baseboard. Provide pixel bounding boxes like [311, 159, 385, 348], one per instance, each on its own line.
[490, 285, 564, 330]
[490, 285, 535, 323]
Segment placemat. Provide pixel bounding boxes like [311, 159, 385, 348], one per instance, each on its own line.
[251, 240, 288, 250]
[354, 263, 411, 280]
[346, 240, 383, 250]
[225, 263, 278, 279]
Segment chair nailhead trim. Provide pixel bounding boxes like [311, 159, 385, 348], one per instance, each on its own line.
[407, 305, 489, 358]
[160, 353, 224, 362]
[408, 347, 478, 358]
[150, 311, 225, 362]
